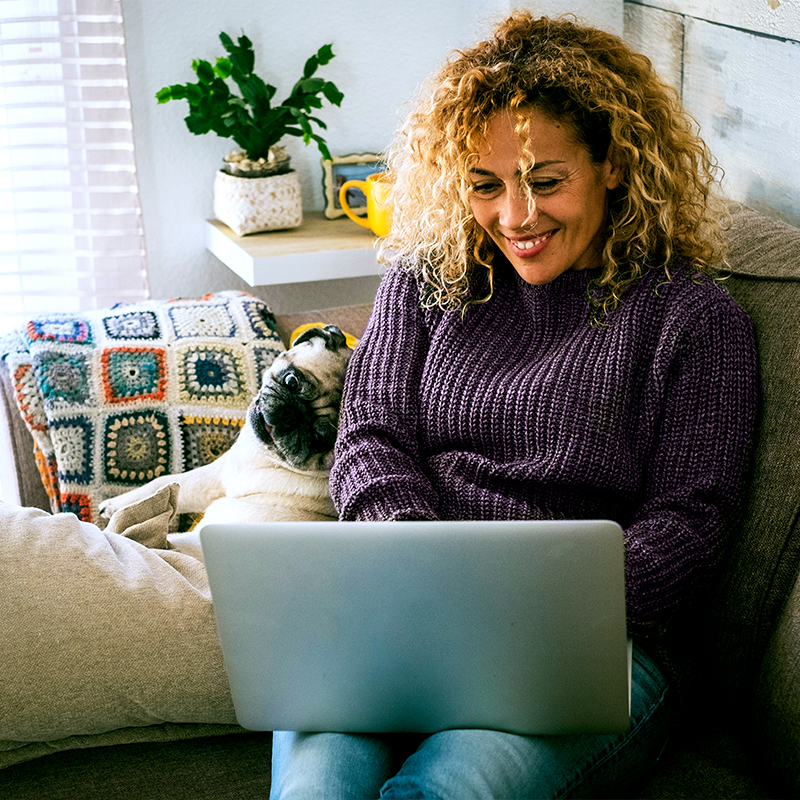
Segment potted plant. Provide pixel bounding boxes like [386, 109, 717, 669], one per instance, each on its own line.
[156, 32, 344, 236]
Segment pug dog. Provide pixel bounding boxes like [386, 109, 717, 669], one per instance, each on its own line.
[98, 325, 353, 560]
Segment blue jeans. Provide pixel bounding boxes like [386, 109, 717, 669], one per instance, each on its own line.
[270, 644, 670, 799]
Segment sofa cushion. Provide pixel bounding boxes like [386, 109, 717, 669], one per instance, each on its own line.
[0, 353, 50, 510]
[724, 203, 800, 280]
[0, 731, 273, 800]
[0, 492, 244, 770]
[754, 568, 800, 796]
[690, 205, 800, 714]
[1, 291, 283, 526]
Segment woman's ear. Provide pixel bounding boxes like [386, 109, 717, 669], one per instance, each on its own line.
[602, 144, 623, 190]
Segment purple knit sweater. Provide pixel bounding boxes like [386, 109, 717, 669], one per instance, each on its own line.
[330, 260, 759, 634]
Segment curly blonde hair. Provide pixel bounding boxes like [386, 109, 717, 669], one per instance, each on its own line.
[380, 11, 726, 318]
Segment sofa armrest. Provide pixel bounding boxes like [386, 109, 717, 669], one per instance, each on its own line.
[754, 564, 800, 796]
[273, 303, 374, 346]
[0, 356, 50, 511]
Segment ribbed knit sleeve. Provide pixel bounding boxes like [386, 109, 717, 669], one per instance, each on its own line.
[330, 267, 440, 520]
[622, 291, 759, 634]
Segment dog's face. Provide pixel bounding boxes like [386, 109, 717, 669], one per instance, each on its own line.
[248, 325, 353, 471]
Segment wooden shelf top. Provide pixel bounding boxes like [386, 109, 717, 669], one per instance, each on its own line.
[205, 212, 383, 286]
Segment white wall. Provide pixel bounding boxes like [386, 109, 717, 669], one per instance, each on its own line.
[126, 1, 800, 310]
[121, 0, 621, 311]
[624, 0, 800, 227]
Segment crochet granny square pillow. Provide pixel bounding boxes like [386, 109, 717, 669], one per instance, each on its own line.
[2, 291, 283, 526]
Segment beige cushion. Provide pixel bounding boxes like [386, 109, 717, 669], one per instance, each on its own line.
[0, 487, 243, 769]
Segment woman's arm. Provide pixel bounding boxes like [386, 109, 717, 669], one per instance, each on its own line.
[330, 267, 440, 520]
[624, 295, 760, 635]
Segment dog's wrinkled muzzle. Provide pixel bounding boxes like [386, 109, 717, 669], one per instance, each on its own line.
[249, 401, 274, 444]
[251, 375, 307, 446]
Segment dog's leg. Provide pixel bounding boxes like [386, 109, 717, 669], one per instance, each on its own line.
[99, 456, 228, 520]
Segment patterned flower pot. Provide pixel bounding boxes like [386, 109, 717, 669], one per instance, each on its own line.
[213, 169, 303, 236]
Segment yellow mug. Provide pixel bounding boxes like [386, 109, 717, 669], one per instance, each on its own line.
[339, 172, 392, 237]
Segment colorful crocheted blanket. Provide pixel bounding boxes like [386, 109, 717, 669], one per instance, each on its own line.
[1, 291, 283, 526]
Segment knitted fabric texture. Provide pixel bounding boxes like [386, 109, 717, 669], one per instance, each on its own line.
[331, 263, 760, 635]
[1, 291, 283, 526]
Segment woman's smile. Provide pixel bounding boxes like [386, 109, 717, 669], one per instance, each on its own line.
[507, 229, 555, 256]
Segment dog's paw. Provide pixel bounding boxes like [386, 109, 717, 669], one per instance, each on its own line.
[98, 494, 130, 520]
[98, 498, 115, 520]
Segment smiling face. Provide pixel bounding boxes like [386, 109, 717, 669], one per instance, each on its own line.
[468, 109, 620, 286]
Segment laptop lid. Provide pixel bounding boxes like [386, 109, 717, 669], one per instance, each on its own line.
[200, 519, 630, 735]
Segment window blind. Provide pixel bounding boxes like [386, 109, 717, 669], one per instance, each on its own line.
[0, 0, 149, 331]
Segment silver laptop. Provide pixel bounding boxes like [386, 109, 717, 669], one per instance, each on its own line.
[200, 519, 631, 735]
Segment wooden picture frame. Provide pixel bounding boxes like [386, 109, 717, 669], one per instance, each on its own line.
[322, 153, 386, 219]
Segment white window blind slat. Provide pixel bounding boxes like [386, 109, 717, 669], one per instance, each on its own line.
[0, 0, 149, 331]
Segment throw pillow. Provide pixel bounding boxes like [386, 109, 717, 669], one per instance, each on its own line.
[1, 291, 283, 526]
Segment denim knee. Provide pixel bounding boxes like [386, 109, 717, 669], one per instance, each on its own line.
[380, 645, 670, 800]
[272, 645, 670, 800]
[271, 731, 421, 800]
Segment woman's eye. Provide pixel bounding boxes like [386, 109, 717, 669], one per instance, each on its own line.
[471, 182, 501, 197]
[529, 178, 560, 193]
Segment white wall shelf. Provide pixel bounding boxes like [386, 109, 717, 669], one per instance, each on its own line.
[205, 212, 383, 287]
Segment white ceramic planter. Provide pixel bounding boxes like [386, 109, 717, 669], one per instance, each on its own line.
[213, 169, 302, 236]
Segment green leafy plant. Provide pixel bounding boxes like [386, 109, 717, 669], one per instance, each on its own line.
[156, 32, 344, 164]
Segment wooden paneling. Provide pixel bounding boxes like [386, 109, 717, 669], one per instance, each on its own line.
[624, 3, 685, 92]
[624, 2, 800, 227]
[630, 0, 800, 40]
[682, 17, 800, 225]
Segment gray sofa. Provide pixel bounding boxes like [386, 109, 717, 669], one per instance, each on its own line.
[0, 203, 798, 799]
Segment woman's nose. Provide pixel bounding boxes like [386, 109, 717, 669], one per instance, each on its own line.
[499, 185, 537, 231]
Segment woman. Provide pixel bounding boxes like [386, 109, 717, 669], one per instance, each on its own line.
[271, 11, 759, 799]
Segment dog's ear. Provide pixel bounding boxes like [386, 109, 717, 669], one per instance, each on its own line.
[292, 324, 347, 351]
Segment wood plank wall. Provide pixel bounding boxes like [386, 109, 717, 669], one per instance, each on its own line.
[624, 0, 800, 226]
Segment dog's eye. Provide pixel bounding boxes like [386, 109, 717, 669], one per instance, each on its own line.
[282, 372, 300, 392]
